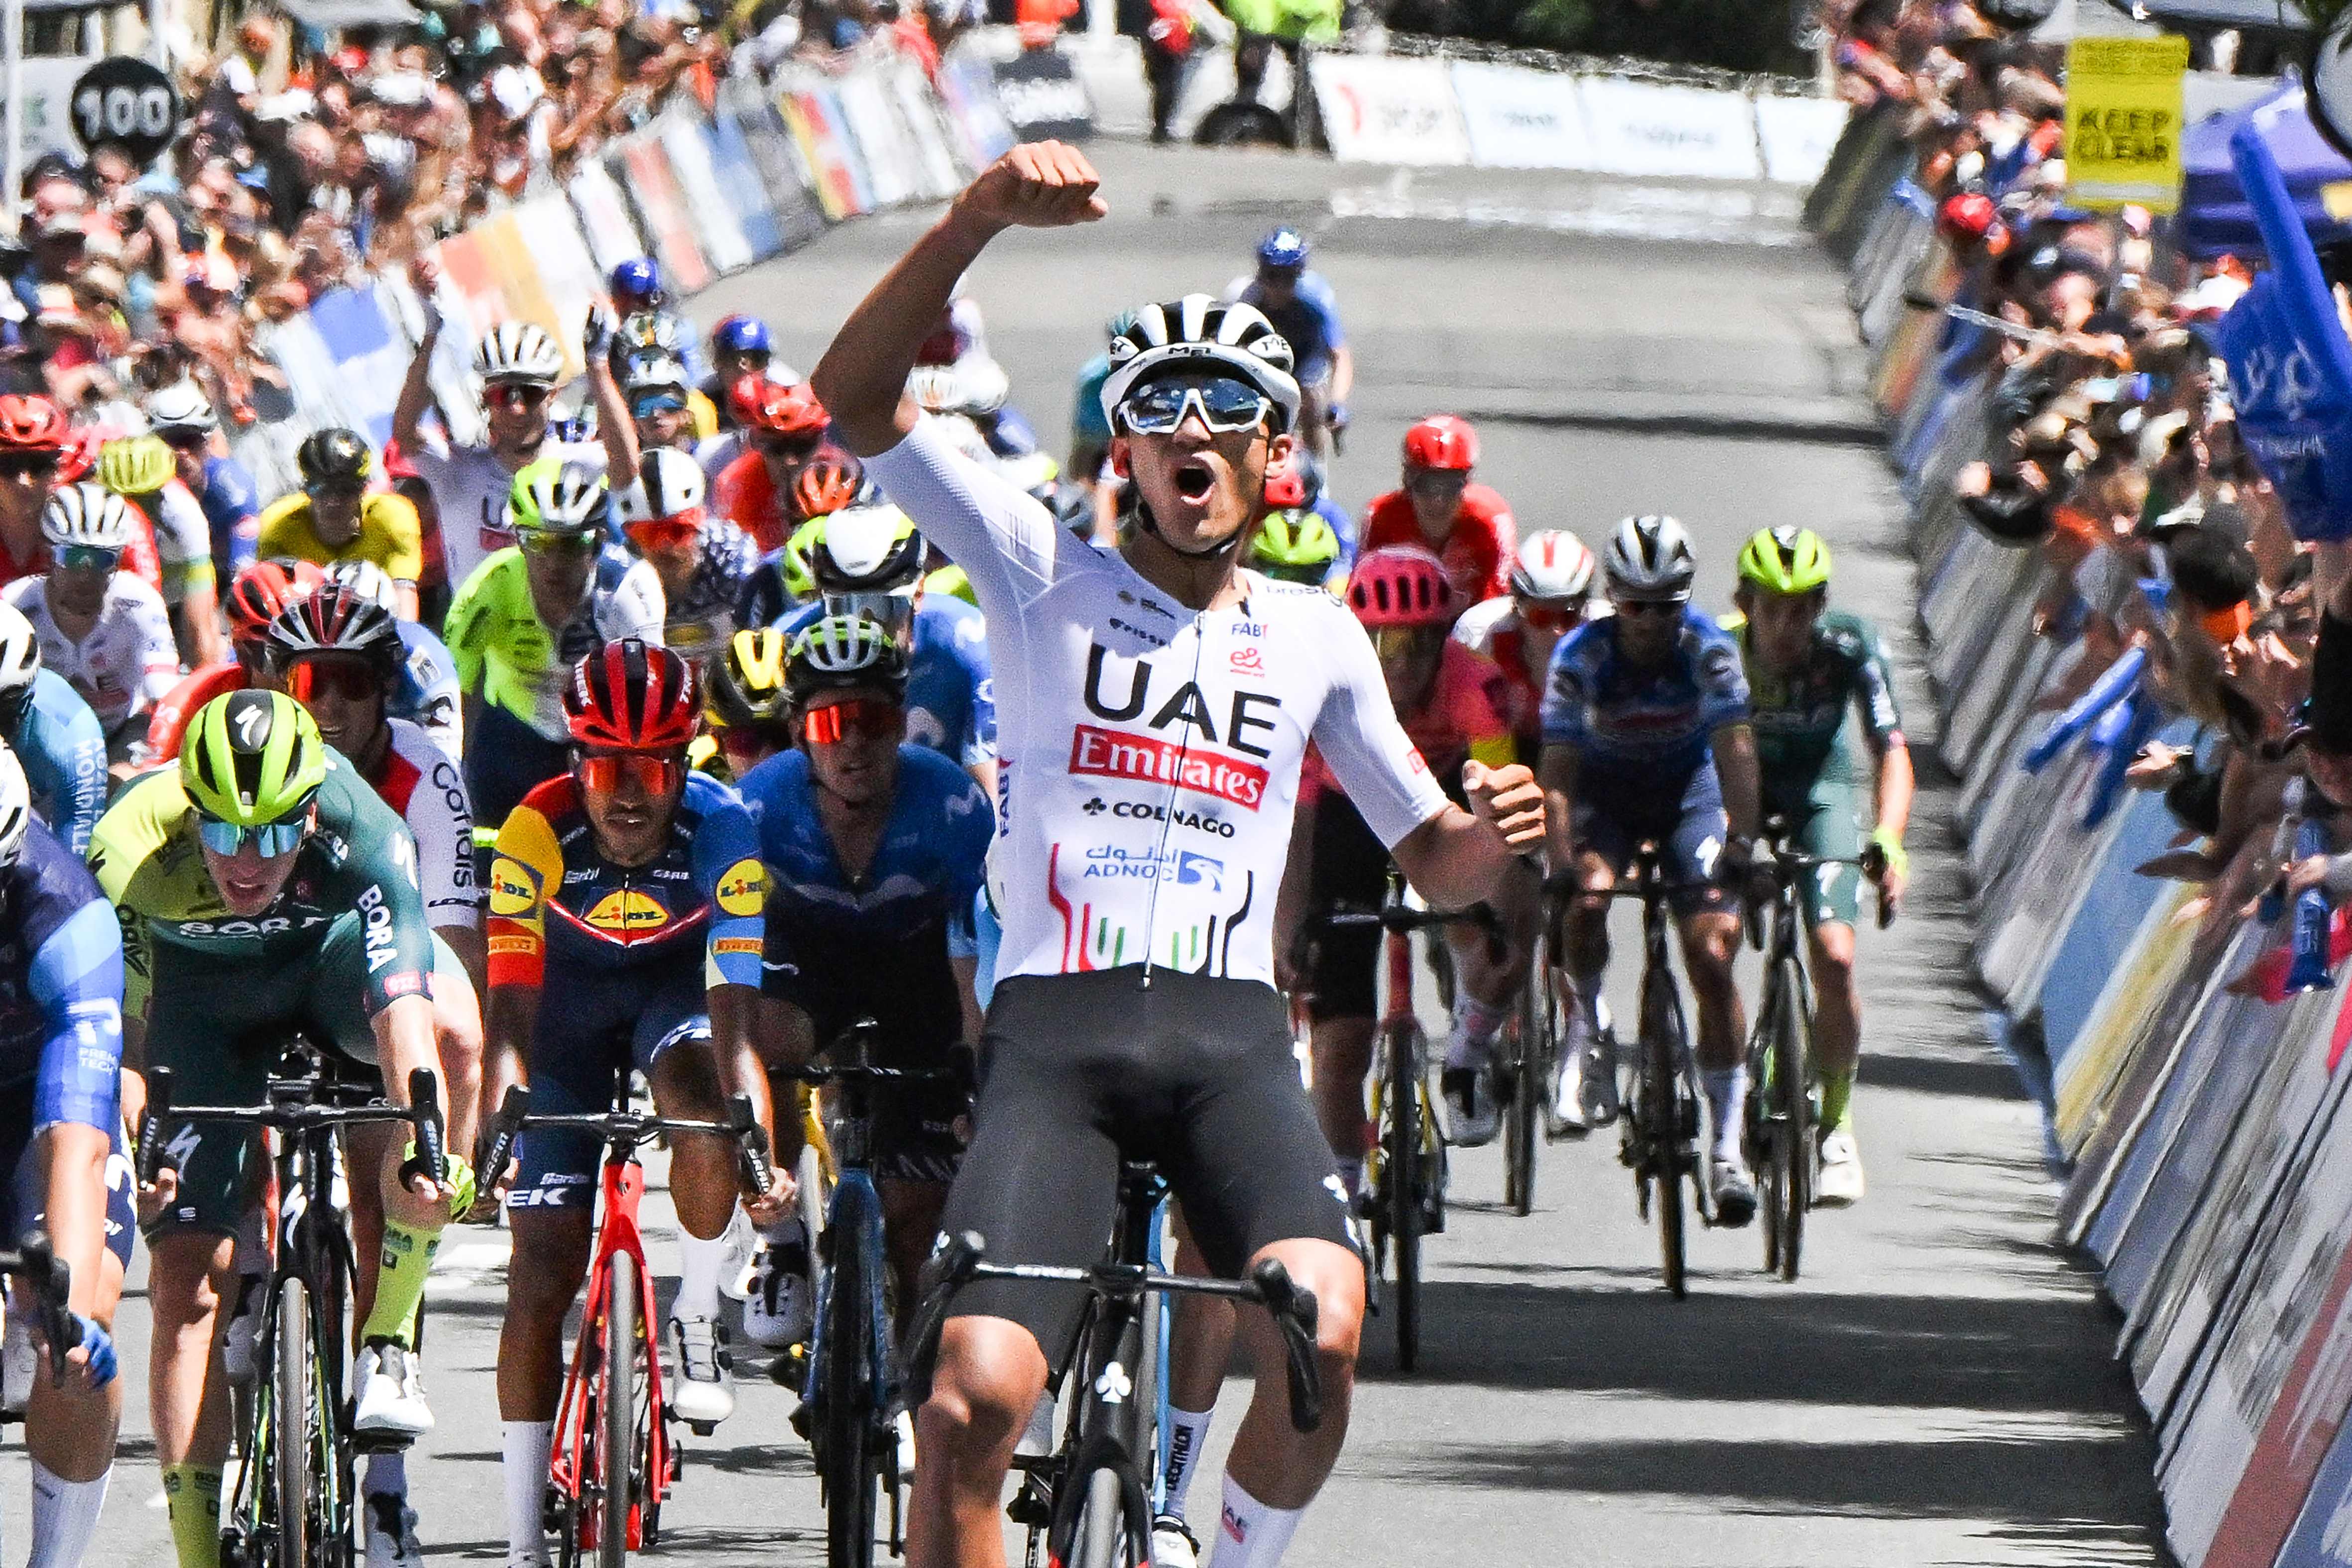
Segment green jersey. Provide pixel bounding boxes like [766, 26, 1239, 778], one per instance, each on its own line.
[1729, 608, 1904, 797]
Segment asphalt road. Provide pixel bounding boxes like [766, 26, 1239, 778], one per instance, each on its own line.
[7, 140, 2170, 1566]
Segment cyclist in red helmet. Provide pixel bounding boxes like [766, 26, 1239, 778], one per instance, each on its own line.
[144, 558, 330, 763]
[1294, 544, 1536, 1155]
[0, 397, 71, 588]
[480, 641, 788, 1559]
[1360, 415, 1518, 603]
[712, 380, 847, 554]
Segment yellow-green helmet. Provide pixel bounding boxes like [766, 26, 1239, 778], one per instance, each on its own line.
[98, 435, 174, 497]
[1736, 526, 1833, 596]
[1252, 510, 1340, 585]
[781, 514, 827, 602]
[181, 689, 328, 827]
[505, 458, 611, 539]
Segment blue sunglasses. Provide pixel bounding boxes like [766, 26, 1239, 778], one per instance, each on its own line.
[196, 816, 306, 857]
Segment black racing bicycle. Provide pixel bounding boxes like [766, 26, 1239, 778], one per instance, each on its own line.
[901, 1163, 1323, 1568]
[137, 1044, 447, 1568]
[1743, 823, 1892, 1282]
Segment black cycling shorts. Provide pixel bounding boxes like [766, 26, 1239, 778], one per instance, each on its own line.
[1300, 791, 1389, 1023]
[940, 966, 1353, 1360]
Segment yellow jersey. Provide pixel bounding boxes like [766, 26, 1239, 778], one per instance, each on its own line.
[255, 492, 426, 583]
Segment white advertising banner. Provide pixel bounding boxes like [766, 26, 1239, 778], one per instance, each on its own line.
[1308, 54, 1469, 166]
[1449, 61, 1590, 169]
[1753, 94, 1850, 185]
[1577, 76, 1763, 180]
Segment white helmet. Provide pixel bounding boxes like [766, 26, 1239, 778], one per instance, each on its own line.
[474, 322, 565, 387]
[620, 447, 706, 525]
[41, 482, 138, 552]
[1603, 515, 1696, 602]
[1510, 530, 1596, 603]
[620, 352, 690, 397]
[1100, 295, 1301, 433]
[324, 559, 400, 612]
[0, 604, 42, 702]
[0, 745, 30, 869]
[146, 381, 217, 435]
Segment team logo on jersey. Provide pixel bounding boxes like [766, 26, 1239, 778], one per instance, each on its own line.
[1230, 646, 1265, 676]
[583, 889, 670, 933]
[488, 858, 537, 915]
[1069, 725, 1269, 810]
[714, 859, 766, 917]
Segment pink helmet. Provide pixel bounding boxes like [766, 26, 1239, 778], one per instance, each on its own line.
[1347, 545, 1458, 629]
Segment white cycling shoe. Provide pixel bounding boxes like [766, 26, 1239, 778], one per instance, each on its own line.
[666, 1315, 735, 1428]
[1817, 1130, 1866, 1206]
[353, 1341, 434, 1438]
[1441, 1066, 1501, 1147]
[1710, 1157, 1758, 1230]
[744, 1243, 814, 1350]
[1151, 1514, 1201, 1568]
[364, 1493, 425, 1568]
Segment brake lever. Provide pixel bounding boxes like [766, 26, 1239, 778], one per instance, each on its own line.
[1249, 1257, 1322, 1434]
[406, 1068, 447, 1187]
[474, 1084, 531, 1196]
[900, 1230, 984, 1411]
[17, 1231, 77, 1382]
[135, 1065, 177, 1187]
[727, 1093, 776, 1197]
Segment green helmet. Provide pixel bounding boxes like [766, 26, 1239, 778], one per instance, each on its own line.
[98, 435, 174, 498]
[1252, 510, 1340, 585]
[181, 689, 328, 827]
[786, 615, 910, 707]
[781, 514, 828, 602]
[1736, 526, 1832, 596]
[506, 459, 611, 539]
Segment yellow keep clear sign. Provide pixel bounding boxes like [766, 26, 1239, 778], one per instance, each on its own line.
[2065, 34, 2192, 212]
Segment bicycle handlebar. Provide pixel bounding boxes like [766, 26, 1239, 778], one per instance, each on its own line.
[1314, 901, 1498, 937]
[475, 1089, 775, 1197]
[0, 1230, 80, 1382]
[900, 1230, 1324, 1435]
[134, 1064, 444, 1188]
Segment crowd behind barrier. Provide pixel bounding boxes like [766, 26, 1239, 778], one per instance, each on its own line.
[1814, 69, 2352, 1568]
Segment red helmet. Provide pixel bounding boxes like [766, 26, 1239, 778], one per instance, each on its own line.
[565, 638, 699, 750]
[1403, 415, 1477, 473]
[228, 557, 328, 643]
[1262, 467, 1307, 509]
[1938, 191, 1999, 243]
[792, 454, 864, 521]
[1347, 545, 1458, 629]
[744, 381, 829, 439]
[51, 429, 101, 486]
[0, 395, 67, 454]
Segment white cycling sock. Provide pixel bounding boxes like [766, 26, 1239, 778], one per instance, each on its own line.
[1211, 1473, 1302, 1568]
[1160, 1406, 1213, 1524]
[1702, 1067, 1748, 1160]
[364, 1449, 406, 1500]
[1443, 995, 1509, 1071]
[675, 1232, 724, 1322]
[26, 1458, 109, 1568]
[502, 1420, 554, 1566]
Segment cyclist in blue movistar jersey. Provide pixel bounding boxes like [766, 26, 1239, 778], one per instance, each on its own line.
[0, 744, 129, 1568]
[1539, 514, 1765, 1224]
[1227, 228, 1353, 456]
[0, 606, 108, 858]
[148, 384, 259, 583]
[735, 616, 989, 1343]
[774, 505, 996, 795]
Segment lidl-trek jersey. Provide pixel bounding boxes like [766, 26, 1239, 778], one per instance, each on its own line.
[865, 419, 1447, 986]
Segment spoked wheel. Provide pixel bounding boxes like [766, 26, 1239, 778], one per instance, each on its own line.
[1382, 1024, 1423, 1374]
[1063, 1464, 1152, 1568]
[822, 1228, 880, 1568]
[597, 1259, 643, 1568]
[270, 1277, 314, 1568]
[1772, 957, 1814, 1283]
[1641, 973, 1689, 1301]
[1503, 949, 1549, 1216]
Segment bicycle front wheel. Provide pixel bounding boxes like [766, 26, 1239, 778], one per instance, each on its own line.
[270, 1276, 315, 1568]
[822, 1227, 879, 1568]
[598, 1260, 640, 1568]
[1773, 955, 1814, 1283]
[1641, 972, 1689, 1301]
[1065, 1464, 1153, 1568]
[1503, 951, 1547, 1216]
[1384, 1023, 1423, 1373]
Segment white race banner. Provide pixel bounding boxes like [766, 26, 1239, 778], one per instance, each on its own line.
[1308, 54, 1469, 166]
[1449, 61, 1590, 170]
[1753, 94, 1850, 185]
[1577, 77, 1763, 180]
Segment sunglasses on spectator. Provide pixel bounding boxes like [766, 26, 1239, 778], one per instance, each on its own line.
[1516, 600, 1584, 632]
[56, 545, 121, 573]
[624, 515, 699, 552]
[518, 529, 600, 558]
[157, 429, 210, 452]
[575, 750, 682, 795]
[285, 658, 381, 703]
[1613, 598, 1682, 619]
[486, 382, 551, 412]
[196, 813, 307, 857]
[1118, 377, 1271, 436]
[802, 697, 901, 745]
[0, 454, 58, 480]
[753, 432, 823, 460]
[630, 391, 688, 419]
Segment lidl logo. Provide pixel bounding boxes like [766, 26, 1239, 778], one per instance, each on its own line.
[714, 859, 766, 917]
[584, 890, 670, 933]
[488, 859, 537, 916]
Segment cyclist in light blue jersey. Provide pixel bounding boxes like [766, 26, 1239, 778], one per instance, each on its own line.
[0, 606, 108, 857]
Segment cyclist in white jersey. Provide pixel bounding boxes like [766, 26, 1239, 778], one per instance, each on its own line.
[814, 141, 1545, 1568]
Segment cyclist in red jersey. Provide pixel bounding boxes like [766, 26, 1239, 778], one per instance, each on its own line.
[1451, 528, 1597, 761]
[144, 558, 326, 762]
[712, 380, 845, 554]
[0, 396, 164, 595]
[1358, 415, 1516, 602]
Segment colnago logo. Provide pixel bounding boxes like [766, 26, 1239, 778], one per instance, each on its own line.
[356, 884, 398, 973]
[1069, 725, 1269, 810]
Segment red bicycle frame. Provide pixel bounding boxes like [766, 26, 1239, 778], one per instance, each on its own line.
[548, 1151, 676, 1555]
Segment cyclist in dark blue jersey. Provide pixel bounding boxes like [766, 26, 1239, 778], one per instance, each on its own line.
[735, 616, 988, 1338]
[0, 607, 108, 858]
[149, 384, 260, 582]
[1227, 227, 1352, 457]
[0, 743, 129, 1568]
[1540, 515, 1765, 1223]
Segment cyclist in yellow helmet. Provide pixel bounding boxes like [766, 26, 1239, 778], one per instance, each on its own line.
[97, 435, 226, 669]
